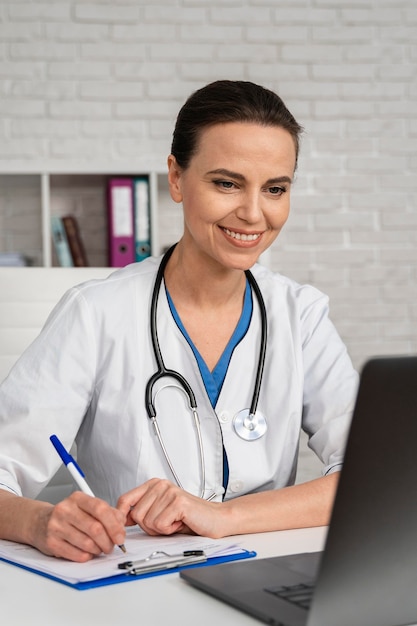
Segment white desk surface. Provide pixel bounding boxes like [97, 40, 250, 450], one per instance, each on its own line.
[0, 526, 327, 626]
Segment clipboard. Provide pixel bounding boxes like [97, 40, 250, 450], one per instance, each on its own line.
[0, 530, 256, 591]
[0, 548, 256, 590]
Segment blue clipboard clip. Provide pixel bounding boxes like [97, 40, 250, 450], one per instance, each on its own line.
[118, 550, 207, 576]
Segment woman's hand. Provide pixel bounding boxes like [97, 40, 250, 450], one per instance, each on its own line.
[117, 478, 226, 538]
[116, 473, 341, 540]
[31, 491, 126, 562]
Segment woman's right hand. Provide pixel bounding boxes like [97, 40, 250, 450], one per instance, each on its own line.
[29, 491, 126, 562]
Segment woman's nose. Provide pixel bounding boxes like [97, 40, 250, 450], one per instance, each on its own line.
[235, 191, 263, 223]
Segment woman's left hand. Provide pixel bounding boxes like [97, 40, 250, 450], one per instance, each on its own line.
[117, 478, 225, 538]
[117, 473, 340, 539]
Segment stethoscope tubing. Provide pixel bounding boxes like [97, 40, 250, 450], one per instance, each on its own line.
[145, 243, 268, 498]
[145, 245, 197, 419]
[145, 243, 267, 420]
[244, 269, 267, 418]
[150, 383, 204, 495]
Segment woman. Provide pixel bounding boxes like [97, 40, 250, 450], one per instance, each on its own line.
[0, 80, 358, 562]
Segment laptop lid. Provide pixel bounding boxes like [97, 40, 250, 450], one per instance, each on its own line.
[308, 355, 417, 626]
[181, 356, 417, 626]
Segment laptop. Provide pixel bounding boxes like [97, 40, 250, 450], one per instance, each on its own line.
[181, 356, 417, 626]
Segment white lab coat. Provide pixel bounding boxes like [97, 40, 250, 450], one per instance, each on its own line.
[0, 256, 358, 506]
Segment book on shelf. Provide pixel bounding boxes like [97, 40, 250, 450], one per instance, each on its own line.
[107, 178, 135, 267]
[51, 215, 73, 267]
[133, 176, 151, 262]
[62, 215, 89, 267]
[107, 176, 151, 267]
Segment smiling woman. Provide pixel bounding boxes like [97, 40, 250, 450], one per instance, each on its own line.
[166, 121, 296, 272]
[0, 80, 358, 562]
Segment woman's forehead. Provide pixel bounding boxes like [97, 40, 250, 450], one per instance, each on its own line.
[192, 122, 297, 175]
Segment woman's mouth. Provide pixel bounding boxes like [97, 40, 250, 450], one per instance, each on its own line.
[222, 227, 262, 242]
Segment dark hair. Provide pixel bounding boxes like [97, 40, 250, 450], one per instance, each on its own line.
[171, 80, 303, 169]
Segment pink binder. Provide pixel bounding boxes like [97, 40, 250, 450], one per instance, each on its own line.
[107, 178, 135, 267]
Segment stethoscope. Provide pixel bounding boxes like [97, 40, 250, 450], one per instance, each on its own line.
[145, 244, 268, 499]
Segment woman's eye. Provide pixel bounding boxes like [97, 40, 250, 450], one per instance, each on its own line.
[268, 186, 285, 196]
[214, 180, 236, 190]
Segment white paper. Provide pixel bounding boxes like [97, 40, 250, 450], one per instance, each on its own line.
[0, 526, 246, 585]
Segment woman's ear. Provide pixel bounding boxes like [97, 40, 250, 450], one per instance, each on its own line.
[167, 155, 183, 203]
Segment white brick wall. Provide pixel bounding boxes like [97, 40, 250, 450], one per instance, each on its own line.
[0, 0, 416, 372]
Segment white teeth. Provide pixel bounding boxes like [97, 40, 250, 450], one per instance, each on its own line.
[223, 228, 260, 242]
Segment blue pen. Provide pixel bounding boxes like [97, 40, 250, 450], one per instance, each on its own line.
[50, 434, 126, 553]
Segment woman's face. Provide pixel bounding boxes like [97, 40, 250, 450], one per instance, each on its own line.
[168, 121, 297, 271]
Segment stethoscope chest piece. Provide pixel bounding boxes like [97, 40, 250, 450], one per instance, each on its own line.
[233, 408, 267, 441]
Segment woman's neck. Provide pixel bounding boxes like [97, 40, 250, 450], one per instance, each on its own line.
[163, 241, 247, 309]
[163, 242, 248, 371]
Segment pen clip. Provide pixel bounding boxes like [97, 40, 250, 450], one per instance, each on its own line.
[118, 550, 207, 575]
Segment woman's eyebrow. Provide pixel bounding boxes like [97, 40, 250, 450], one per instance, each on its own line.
[206, 168, 246, 181]
[264, 175, 293, 186]
[206, 168, 293, 185]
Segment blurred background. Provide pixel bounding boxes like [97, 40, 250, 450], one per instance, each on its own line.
[0, 0, 416, 375]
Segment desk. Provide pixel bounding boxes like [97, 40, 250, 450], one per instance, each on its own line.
[0, 527, 327, 626]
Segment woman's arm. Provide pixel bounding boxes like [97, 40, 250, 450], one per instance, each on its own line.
[0, 489, 126, 562]
[117, 472, 340, 538]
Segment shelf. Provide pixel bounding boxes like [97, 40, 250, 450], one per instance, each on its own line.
[0, 174, 43, 266]
[0, 169, 182, 268]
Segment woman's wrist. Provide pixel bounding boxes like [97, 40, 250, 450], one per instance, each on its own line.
[21, 498, 53, 549]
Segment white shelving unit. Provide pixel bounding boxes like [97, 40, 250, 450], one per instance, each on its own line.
[0, 164, 183, 268]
